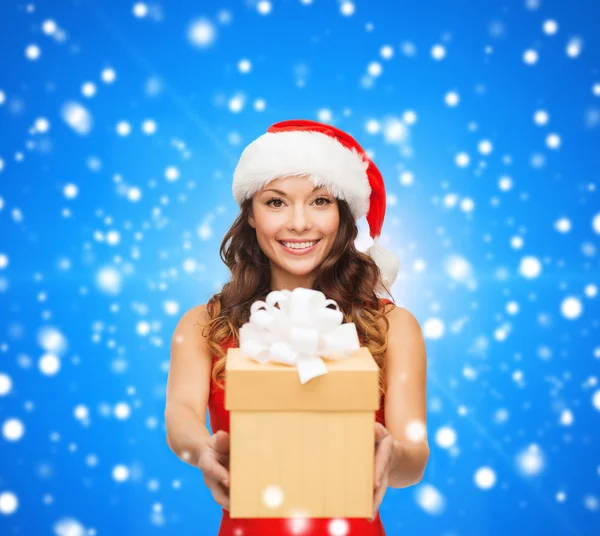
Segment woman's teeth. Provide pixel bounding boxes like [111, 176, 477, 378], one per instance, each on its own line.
[281, 240, 318, 249]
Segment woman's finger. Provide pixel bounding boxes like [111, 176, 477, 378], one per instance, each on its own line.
[373, 454, 382, 490]
[374, 422, 389, 448]
[214, 430, 230, 455]
[373, 423, 390, 482]
[372, 472, 389, 519]
[199, 456, 230, 486]
[211, 481, 231, 511]
[216, 451, 230, 470]
[373, 435, 393, 488]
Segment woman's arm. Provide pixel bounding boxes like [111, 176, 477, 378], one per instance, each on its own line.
[165, 402, 212, 467]
[383, 306, 430, 488]
[165, 305, 214, 466]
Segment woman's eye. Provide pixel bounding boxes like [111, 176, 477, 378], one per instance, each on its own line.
[266, 197, 332, 207]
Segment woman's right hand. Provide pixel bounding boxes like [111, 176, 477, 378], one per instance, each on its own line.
[197, 430, 231, 511]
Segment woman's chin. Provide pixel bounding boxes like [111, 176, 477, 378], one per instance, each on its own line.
[274, 256, 320, 275]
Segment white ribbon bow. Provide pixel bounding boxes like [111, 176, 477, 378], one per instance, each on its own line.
[238, 287, 360, 384]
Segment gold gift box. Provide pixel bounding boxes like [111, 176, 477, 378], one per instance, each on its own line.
[225, 346, 379, 519]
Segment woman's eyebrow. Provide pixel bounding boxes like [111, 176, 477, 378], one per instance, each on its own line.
[262, 186, 324, 196]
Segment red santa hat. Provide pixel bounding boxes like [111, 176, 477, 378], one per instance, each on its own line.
[232, 119, 400, 291]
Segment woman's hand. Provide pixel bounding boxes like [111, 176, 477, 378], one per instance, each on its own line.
[197, 430, 231, 511]
[371, 422, 394, 521]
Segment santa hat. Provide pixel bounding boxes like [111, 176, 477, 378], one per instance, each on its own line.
[232, 119, 400, 291]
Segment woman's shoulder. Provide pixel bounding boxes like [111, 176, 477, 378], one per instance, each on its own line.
[172, 303, 208, 332]
[377, 298, 415, 334]
[377, 296, 396, 312]
[184, 303, 210, 330]
[193, 302, 209, 315]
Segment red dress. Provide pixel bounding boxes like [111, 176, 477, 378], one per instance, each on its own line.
[208, 298, 393, 536]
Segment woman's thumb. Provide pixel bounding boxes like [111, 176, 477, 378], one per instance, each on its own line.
[214, 430, 230, 453]
[374, 422, 388, 443]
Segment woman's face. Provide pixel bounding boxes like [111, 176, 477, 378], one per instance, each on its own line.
[248, 175, 340, 286]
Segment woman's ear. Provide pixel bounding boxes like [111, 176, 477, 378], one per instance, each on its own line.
[248, 210, 255, 229]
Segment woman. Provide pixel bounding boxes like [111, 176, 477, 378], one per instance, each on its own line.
[165, 120, 430, 535]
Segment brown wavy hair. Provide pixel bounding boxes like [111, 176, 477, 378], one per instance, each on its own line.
[196, 194, 397, 399]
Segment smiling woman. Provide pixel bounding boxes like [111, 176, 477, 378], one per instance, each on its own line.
[165, 119, 427, 536]
[247, 176, 341, 290]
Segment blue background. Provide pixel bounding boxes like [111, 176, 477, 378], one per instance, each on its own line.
[0, 0, 599, 535]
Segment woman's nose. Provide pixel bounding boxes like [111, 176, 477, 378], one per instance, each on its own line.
[289, 205, 311, 231]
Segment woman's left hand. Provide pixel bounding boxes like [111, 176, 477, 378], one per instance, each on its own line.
[371, 422, 395, 521]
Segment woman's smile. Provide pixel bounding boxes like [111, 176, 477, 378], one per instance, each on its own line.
[277, 239, 321, 255]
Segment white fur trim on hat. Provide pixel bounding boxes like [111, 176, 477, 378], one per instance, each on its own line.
[367, 237, 400, 290]
[232, 130, 372, 220]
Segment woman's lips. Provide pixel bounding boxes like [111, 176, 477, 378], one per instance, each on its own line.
[277, 239, 321, 255]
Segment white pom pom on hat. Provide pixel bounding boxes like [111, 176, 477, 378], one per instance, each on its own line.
[232, 119, 400, 291]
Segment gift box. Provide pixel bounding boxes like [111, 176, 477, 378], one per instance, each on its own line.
[224, 288, 380, 519]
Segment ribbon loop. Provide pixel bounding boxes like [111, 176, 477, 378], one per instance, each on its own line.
[239, 288, 360, 384]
